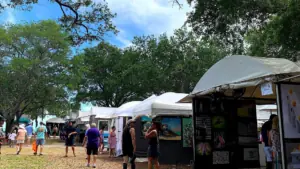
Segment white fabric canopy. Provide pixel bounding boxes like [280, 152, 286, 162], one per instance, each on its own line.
[46, 117, 65, 124]
[80, 116, 90, 122]
[132, 92, 192, 117]
[78, 111, 91, 118]
[90, 107, 117, 118]
[180, 55, 300, 102]
[113, 101, 142, 117]
[257, 104, 277, 111]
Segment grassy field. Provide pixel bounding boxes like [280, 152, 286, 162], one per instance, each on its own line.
[0, 143, 191, 169]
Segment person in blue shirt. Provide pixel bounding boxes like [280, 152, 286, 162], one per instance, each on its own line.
[34, 122, 47, 156]
[26, 122, 33, 146]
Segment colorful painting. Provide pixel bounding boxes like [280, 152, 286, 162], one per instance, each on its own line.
[196, 142, 212, 156]
[212, 116, 226, 129]
[160, 117, 182, 140]
[183, 118, 193, 147]
[140, 116, 152, 137]
[214, 132, 226, 149]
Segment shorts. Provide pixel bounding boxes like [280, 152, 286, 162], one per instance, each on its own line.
[17, 140, 25, 144]
[264, 146, 272, 162]
[147, 145, 160, 158]
[87, 147, 98, 155]
[36, 139, 45, 146]
[122, 148, 134, 157]
[27, 134, 32, 139]
[65, 138, 75, 146]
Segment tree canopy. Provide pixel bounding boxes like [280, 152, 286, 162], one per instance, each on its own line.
[1, 0, 117, 45]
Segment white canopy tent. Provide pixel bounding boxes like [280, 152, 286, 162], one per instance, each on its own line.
[90, 107, 117, 119]
[132, 92, 192, 118]
[46, 117, 65, 124]
[180, 55, 300, 102]
[112, 101, 142, 117]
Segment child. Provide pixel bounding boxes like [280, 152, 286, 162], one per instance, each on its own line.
[0, 128, 5, 154]
[108, 126, 117, 158]
[8, 132, 17, 148]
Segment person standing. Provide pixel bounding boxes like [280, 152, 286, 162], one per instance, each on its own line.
[64, 121, 77, 157]
[261, 114, 277, 169]
[85, 123, 100, 168]
[8, 131, 17, 148]
[269, 116, 281, 168]
[34, 122, 47, 156]
[0, 115, 5, 128]
[145, 121, 161, 169]
[16, 124, 27, 155]
[122, 119, 136, 169]
[82, 124, 90, 159]
[26, 122, 33, 146]
[99, 126, 105, 154]
[108, 126, 117, 158]
[52, 125, 58, 138]
[0, 127, 5, 154]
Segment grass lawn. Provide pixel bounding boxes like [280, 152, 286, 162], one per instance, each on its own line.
[0, 142, 191, 169]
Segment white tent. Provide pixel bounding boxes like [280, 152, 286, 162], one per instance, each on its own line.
[90, 107, 117, 119]
[112, 101, 142, 117]
[180, 55, 300, 102]
[132, 92, 192, 117]
[46, 117, 65, 124]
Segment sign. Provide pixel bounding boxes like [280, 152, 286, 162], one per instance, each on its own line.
[261, 82, 273, 96]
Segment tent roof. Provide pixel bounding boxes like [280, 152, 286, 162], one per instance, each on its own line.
[132, 92, 192, 117]
[113, 101, 142, 117]
[46, 117, 65, 124]
[180, 55, 300, 102]
[91, 107, 117, 119]
[77, 111, 91, 118]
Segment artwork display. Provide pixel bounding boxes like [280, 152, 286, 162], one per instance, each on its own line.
[213, 151, 230, 164]
[160, 117, 181, 140]
[195, 115, 212, 140]
[243, 148, 259, 161]
[196, 142, 212, 156]
[182, 118, 193, 147]
[140, 116, 152, 137]
[280, 84, 300, 138]
[214, 132, 226, 149]
[212, 116, 226, 129]
[238, 136, 258, 145]
[284, 143, 300, 168]
[238, 121, 257, 136]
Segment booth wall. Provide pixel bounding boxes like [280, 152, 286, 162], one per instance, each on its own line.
[135, 117, 193, 165]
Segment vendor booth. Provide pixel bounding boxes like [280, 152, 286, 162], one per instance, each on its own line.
[132, 92, 193, 164]
[112, 101, 142, 157]
[179, 55, 300, 169]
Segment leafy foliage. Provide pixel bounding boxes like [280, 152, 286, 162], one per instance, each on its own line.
[1, 0, 117, 45]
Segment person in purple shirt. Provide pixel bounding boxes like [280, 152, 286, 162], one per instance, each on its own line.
[84, 123, 100, 168]
[82, 124, 90, 159]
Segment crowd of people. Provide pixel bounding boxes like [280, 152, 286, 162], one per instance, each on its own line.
[0, 115, 161, 169]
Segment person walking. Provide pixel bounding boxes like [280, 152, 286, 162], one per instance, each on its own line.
[26, 122, 33, 146]
[261, 114, 277, 169]
[99, 126, 105, 154]
[108, 126, 117, 158]
[52, 125, 58, 138]
[85, 123, 100, 168]
[34, 122, 47, 156]
[16, 124, 27, 155]
[8, 131, 17, 148]
[64, 121, 77, 157]
[122, 119, 136, 169]
[145, 120, 161, 169]
[0, 127, 5, 154]
[82, 124, 90, 159]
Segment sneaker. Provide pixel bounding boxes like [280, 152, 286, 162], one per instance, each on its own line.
[86, 163, 90, 167]
[39, 154, 43, 156]
[33, 152, 37, 156]
[92, 164, 96, 168]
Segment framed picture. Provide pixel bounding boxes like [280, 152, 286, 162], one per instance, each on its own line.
[160, 117, 182, 140]
[140, 116, 152, 137]
[183, 118, 193, 147]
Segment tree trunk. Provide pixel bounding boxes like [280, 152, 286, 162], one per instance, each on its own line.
[5, 117, 14, 136]
[35, 116, 38, 127]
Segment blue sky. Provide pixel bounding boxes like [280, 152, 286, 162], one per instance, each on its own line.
[0, 0, 191, 111]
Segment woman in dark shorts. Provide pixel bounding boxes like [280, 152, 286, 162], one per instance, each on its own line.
[145, 120, 161, 169]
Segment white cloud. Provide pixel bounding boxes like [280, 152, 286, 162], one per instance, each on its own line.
[2, 0, 16, 24]
[96, 0, 192, 46]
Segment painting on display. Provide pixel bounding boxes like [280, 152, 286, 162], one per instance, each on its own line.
[160, 117, 182, 140]
[196, 142, 212, 156]
[213, 151, 230, 164]
[195, 115, 212, 140]
[140, 116, 152, 137]
[280, 84, 300, 138]
[243, 148, 259, 161]
[182, 118, 193, 147]
[213, 131, 226, 149]
[212, 116, 226, 129]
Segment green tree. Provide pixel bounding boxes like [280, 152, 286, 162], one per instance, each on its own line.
[0, 20, 72, 133]
[1, 0, 117, 45]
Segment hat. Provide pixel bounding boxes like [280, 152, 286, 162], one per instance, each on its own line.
[19, 124, 25, 129]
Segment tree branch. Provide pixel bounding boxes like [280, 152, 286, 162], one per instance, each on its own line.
[172, 0, 183, 9]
